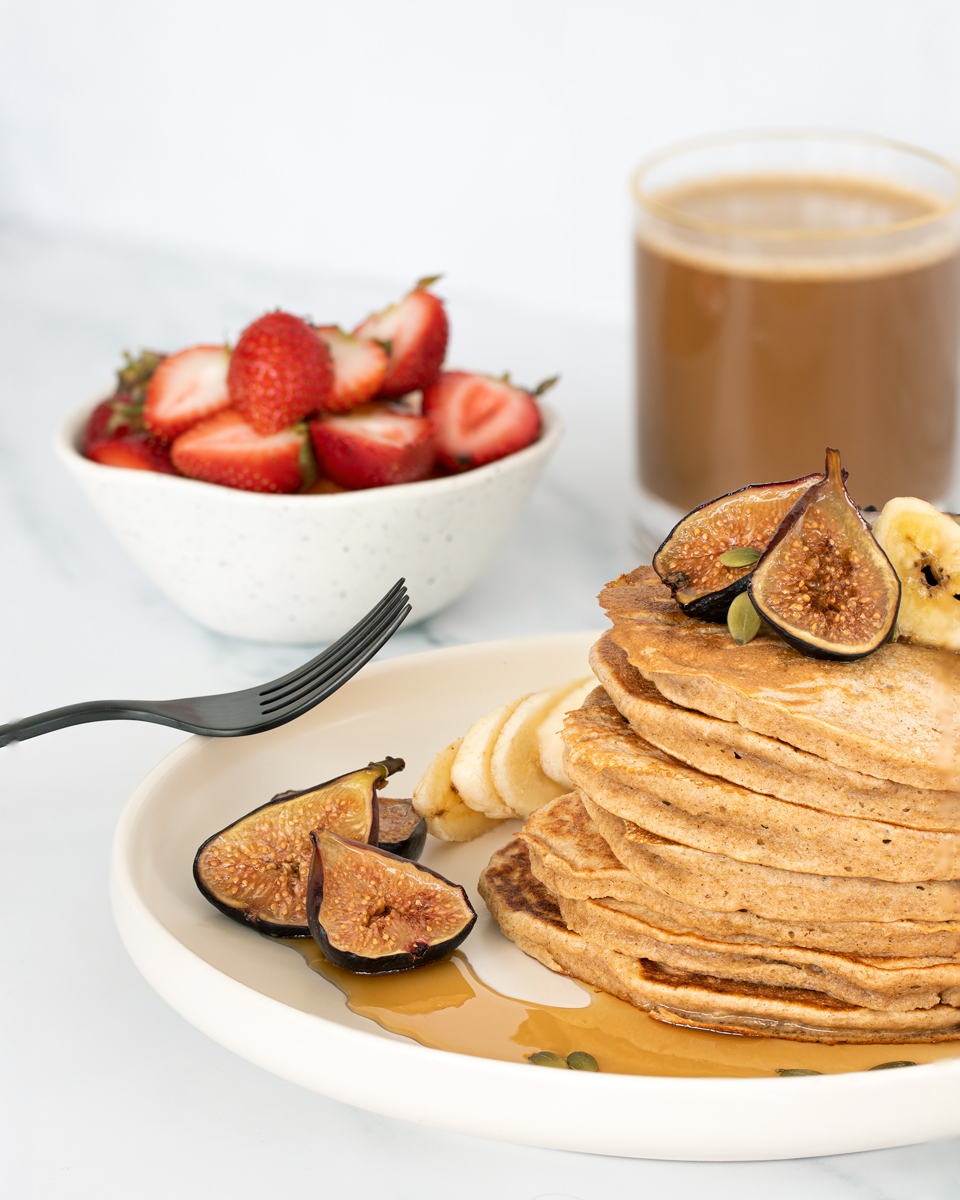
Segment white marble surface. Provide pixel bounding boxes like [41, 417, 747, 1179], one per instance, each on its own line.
[1, 225, 957, 1198]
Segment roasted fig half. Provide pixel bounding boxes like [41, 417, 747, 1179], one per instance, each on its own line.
[306, 829, 476, 973]
[654, 472, 823, 621]
[377, 797, 427, 860]
[194, 757, 404, 936]
[749, 449, 900, 661]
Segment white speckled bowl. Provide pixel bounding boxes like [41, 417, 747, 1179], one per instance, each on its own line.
[55, 400, 562, 643]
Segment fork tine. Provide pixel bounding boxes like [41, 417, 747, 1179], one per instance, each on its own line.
[259, 585, 409, 709]
[258, 580, 407, 698]
[259, 598, 411, 717]
[260, 590, 410, 713]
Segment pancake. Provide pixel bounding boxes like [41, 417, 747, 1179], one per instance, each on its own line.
[601, 567, 960, 791]
[556, 894, 960, 1012]
[585, 793, 960, 924]
[591, 633, 960, 833]
[521, 793, 960, 957]
[562, 699, 960, 883]
[479, 837, 960, 1043]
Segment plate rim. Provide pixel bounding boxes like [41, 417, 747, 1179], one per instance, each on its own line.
[110, 631, 960, 1161]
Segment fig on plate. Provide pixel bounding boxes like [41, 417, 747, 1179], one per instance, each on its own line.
[749, 449, 901, 661]
[377, 797, 427, 860]
[306, 829, 476, 973]
[194, 757, 403, 936]
[653, 473, 823, 621]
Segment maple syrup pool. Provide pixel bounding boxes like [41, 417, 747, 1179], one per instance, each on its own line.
[278, 940, 960, 1078]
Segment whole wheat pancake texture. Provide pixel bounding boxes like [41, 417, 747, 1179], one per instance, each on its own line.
[480, 838, 960, 1043]
[521, 792, 960, 957]
[479, 566, 960, 1044]
[602, 567, 960, 791]
[562, 699, 959, 882]
[592, 633, 960, 833]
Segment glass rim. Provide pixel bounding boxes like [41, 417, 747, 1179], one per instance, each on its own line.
[632, 129, 960, 241]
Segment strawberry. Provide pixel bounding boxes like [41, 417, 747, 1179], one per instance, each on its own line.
[171, 410, 307, 493]
[309, 404, 436, 490]
[85, 427, 178, 474]
[352, 277, 448, 398]
[422, 371, 548, 470]
[82, 350, 177, 474]
[314, 326, 389, 412]
[144, 344, 231, 442]
[228, 311, 333, 435]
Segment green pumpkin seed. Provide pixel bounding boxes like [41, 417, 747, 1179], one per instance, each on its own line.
[529, 1050, 569, 1069]
[868, 1060, 916, 1070]
[775, 1068, 823, 1076]
[727, 590, 761, 645]
[566, 1051, 599, 1072]
[719, 546, 761, 568]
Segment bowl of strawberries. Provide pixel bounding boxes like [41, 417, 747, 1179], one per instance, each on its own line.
[56, 280, 562, 643]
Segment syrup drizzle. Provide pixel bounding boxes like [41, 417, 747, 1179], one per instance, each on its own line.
[280, 941, 960, 1077]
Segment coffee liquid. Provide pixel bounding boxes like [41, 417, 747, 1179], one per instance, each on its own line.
[637, 176, 960, 512]
[282, 941, 960, 1077]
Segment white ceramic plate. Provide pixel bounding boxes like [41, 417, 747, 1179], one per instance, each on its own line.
[112, 633, 960, 1161]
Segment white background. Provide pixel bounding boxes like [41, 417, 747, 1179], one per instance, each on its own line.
[2, 0, 960, 324]
[3, 4, 960, 1197]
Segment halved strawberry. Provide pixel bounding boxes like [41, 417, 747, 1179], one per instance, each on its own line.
[82, 398, 141, 454]
[422, 371, 544, 470]
[144, 344, 231, 442]
[85, 428, 179, 474]
[171, 410, 306, 493]
[228, 311, 333, 435]
[352, 278, 448, 398]
[309, 405, 436, 490]
[314, 326, 388, 412]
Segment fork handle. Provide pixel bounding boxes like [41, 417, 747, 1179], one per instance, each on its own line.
[0, 700, 181, 747]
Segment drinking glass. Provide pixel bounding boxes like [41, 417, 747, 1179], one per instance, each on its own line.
[632, 130, 960, 553]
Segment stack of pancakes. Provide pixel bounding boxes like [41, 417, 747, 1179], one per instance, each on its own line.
[480, 567, 960, 1042]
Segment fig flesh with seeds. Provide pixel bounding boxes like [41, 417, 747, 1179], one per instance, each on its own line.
[377, 797, 427, 860]
[653, 473, 823, 621]
[307, 829, 476, 973]
[749, 449, 900, 661]
[194, 757, 404, 936]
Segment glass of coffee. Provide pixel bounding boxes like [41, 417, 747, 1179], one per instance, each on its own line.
[632, 130, 960, 552]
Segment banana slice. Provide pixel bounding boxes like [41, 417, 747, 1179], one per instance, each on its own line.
[537, 677, 596, 786]
[491, 684, 573, 817]
[451, 698, 525, 819]
[412, 738, 503, 842]
[873, 496, 960, 650]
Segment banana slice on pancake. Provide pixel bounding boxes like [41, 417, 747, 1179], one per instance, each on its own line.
[537, 677, 596, 786]
[491, 684, 572, 817]
[872, 496, 960, 651]
[412, 737, 503, 842]
[451, 698, 525, 819]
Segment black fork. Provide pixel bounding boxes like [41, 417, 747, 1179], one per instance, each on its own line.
[0, 580, 410, 747]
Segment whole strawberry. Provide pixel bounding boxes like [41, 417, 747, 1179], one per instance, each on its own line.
[228, 311, 333, 435]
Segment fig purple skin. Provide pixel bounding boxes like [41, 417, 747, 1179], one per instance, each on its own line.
[193, 757, 403, 936]
[377, 797, 427, 860]
[307, 830, 476, 973]
[653, 472, 823, 622]
[749, 450, 900, 662]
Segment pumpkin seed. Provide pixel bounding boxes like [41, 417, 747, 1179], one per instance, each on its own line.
[529, 1050, 569, 1069]
[719, 546, 761, 568]
[775, 1068, 823, 1076]
[868, 1060, 916, 1070]
[566, 1051, 599, 1072]
[727, 590, 761, 645]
